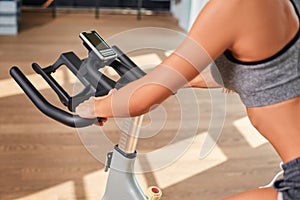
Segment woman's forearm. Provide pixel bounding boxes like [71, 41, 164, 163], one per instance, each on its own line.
[94, 79, 173, 118]
[94, 51, 205, 118]
[94, 64, 182, 118]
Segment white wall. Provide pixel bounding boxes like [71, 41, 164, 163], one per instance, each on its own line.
[170, 0, 209, 32]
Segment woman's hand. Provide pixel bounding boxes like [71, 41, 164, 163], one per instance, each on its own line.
[75, 89, 116, 125]
[185, 70, 221, 88]
[76, 96, 98, 118]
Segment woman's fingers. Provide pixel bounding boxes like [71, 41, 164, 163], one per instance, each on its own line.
[76, 89, 117, 119]
[94, 117, 108, 126]
[75, 97, 97, 118]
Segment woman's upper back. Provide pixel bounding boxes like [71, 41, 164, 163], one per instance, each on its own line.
[186, 0, 299, 61]
[227, 0, 299, 62]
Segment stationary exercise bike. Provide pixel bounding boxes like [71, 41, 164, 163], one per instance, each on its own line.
[10, 30, 162, 200]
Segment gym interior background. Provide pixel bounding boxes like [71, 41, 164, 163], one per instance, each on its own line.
[0, 0, 281, 199]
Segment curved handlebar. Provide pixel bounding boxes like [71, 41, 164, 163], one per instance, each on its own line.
[10, 66, 97, 128]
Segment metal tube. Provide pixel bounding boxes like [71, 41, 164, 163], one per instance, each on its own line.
[118, 115, 144, 153]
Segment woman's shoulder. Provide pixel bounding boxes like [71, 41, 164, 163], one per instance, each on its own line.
[203, 0, 244, 11]
[198, 0, 247, 25]
[202, 0, 271, 17]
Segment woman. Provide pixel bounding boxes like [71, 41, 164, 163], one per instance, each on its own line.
[76, 0, 300, 199]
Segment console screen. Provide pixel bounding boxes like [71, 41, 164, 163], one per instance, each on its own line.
[84, 31, 110, 51]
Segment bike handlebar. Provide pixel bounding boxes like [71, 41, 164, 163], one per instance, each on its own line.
[10, 66, 97, 128]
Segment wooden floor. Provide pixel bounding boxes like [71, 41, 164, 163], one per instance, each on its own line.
[0, 10, 281, 200]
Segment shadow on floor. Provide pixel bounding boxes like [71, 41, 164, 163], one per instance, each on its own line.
[19, 10, 54, 33]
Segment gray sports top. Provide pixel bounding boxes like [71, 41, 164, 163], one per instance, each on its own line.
[211, 0, 300, 107]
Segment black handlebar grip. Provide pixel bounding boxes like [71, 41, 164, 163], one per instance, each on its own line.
[9, 66, 97, 128]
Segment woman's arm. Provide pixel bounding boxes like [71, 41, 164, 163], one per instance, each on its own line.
[76, 0, 238, 118]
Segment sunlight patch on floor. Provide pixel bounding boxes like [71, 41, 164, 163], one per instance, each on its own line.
[150, 132, 227, 189]
[233, 116, 268, 148]
[14, 181, 76, 200]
